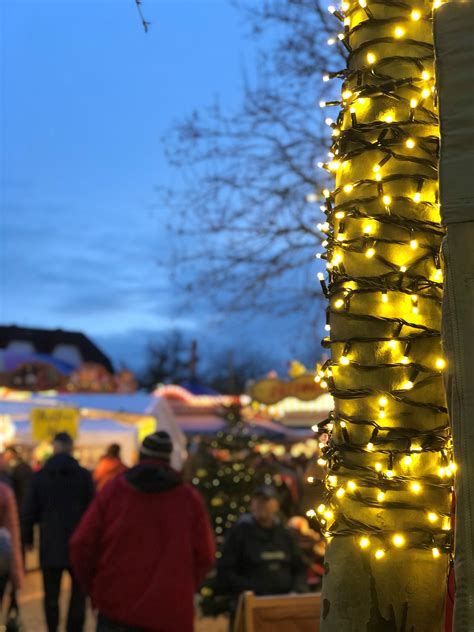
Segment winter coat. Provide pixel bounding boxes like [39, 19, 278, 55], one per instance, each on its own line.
[69, 460, 215, 632]
[217, 514, 307, 598]
[22, 453, 94, 568]
[93, 456, 127, 491]
[8, 459, 33, 512]
[0, 483, 23, 590]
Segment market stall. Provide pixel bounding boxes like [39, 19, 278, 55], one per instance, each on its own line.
[0, 389, 187, 469]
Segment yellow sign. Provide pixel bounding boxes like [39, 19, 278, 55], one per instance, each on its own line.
[31, 408, 80, 441]
[251, 374, 322, 405]
[137, 416, 157, 444]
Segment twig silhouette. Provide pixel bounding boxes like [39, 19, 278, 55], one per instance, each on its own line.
[135, 0, 150, 33]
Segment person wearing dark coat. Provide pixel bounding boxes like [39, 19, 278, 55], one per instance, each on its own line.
[4, 446, 33, 511]
[22, 433, 94, 632]
[217, 485, 308, 621]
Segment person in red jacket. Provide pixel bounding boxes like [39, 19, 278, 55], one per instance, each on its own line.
[69, 431, 215, 632]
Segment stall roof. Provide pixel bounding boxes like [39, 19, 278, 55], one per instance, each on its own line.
[174, 413, 311, 440]
[0, 391, 187, 469]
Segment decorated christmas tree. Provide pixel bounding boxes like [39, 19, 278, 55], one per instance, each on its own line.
[191, 403, 288, 615]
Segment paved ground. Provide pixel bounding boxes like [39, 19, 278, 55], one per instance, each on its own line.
[18, 571, 229, 631]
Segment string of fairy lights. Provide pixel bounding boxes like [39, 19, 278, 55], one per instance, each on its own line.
[311, 0, 453, 562]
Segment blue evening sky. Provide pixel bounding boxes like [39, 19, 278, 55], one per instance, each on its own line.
[1, 0, 319, 372]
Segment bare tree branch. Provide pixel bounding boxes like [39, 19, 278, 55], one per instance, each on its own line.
[160, 0, 344, 317]
[134, 0, 150, 33]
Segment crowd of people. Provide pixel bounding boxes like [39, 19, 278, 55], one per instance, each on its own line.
[0, 432, 325, 632]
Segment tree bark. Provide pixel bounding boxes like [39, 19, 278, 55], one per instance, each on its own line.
[318, 1, 452, 629]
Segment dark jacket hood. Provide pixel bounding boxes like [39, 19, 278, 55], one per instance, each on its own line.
[43, 453, 81, 473]
[125, 461, 182, 494]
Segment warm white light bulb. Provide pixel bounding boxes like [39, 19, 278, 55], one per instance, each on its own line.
[393, 534, 405, 547]
[411, 9, 421, 20]
[375, 549, 385, 559]
[367, 52, 376, 65]
[360, 537, 370, 549]
[406, 138, 415, 149]
[394, 26, 405, 38]
[382, 195, 392, 206]
[366, 247, 376, 258]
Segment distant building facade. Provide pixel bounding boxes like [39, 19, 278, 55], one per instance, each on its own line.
[0, 326, 114, 374]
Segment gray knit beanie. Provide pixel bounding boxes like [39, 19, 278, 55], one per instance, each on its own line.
[140, 431, 173, 461]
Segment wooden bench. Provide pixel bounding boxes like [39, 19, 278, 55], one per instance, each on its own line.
[233, 591, 321, 632]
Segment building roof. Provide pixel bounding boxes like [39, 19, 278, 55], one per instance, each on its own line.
[0, 326, 114, 373]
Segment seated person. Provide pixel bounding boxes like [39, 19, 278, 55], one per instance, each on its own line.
[217, 485, 307, 618]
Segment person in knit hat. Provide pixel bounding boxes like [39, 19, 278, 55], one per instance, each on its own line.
[70, 431, 215, 632]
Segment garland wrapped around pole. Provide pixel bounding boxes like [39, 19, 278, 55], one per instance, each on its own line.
[315, 1, 453, 629]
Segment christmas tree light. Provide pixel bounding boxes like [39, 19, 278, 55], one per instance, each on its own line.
[315, 0, 453, 627]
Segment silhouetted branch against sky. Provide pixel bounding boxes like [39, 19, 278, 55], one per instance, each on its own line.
[134, 0, 150, 33]
[161, 0, 345, 319]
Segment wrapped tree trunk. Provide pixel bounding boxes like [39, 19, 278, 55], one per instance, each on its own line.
[317, 1, 453, 629]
